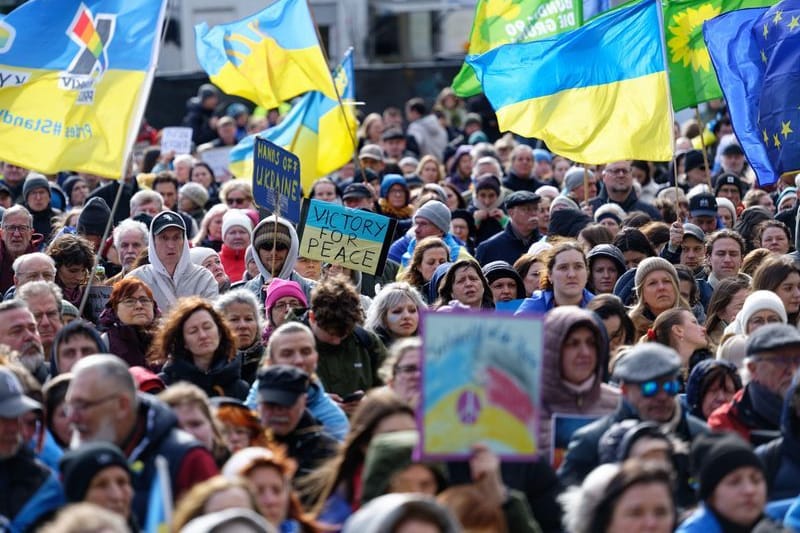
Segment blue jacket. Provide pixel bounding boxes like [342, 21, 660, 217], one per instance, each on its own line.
[475, 223, 540, 266]
[246, 377, 349, 442]
[515, 289, 594, 316]
[676, 505, 724, 533]
[1, 446, 65, 533]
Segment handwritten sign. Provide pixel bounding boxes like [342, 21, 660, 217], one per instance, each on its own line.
[297, 199, 396, 275]
[252, 137, 301, 223]
[160, 127, 193, 155]
[550, 413, 600, 470]
[416, 310, 544, 460]
[200, 147, 233, 182]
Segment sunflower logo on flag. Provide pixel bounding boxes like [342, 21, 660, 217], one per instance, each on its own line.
[667, 3, 720, 72]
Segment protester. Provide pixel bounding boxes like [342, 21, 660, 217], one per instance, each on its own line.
[98, 278, 159, 368]
[516, 241, 594, 314]
[364, 282, 425, 349]
[396, 236, 449, 303]
[214, 289, 264, 385]
[434, 259, 494, 310]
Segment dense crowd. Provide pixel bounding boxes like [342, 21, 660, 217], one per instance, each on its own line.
[0, 85, 799, 532]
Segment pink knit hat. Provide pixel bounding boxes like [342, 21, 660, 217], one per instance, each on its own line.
[265, 278, 307, 312]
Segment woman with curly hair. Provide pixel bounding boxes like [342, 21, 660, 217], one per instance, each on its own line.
[398, 236, 449, 303]
[222, 446, 321, 532]
[151, 296, 248, 399]
[46, 233, 95, 309]
[98, 277, 160, 368]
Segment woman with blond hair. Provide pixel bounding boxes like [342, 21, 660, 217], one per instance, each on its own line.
[628, 257, 689, 339]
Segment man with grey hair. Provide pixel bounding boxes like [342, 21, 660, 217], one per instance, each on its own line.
[67, 354, 218, 525]
[108, 219, 148, 284]
[128, 189, 163, 218]
[0, 299, 47, 382]
[0, 204, 37, 293]
[502, 145, 545, 193]
[17, 280, 63, 360]
[3, 251, 56, 300]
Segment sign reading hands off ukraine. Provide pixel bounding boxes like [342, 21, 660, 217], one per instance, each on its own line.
[297, 199, 396, 275]
[0, 0, 166, 177]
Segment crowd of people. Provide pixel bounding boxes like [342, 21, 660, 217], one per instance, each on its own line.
[1, 85, 799, 533]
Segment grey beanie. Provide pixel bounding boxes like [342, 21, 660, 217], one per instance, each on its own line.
[563, 167, 594, 192]
[23, 172, 49, 200]
[634, 257, 679, 293]
[414, 200, 451, 234]
[179, 182, 209, 208]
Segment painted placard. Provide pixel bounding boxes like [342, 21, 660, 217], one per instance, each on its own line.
[417, 310, 544, 460]
[550, 413, 601, 470]
[252, 137, 301, 223]
[297, 199, 396, 276]
[160, 126, 193, 155]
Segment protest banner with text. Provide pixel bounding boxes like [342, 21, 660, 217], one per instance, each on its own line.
[252, 137, 301, 223]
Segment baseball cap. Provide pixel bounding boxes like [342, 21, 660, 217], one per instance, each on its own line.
[0, 367, 41, 417]
[343, 183, 373, 200]
[689, 193, 717, 218]
[150, 210, 186, 235]
[358, 144, 384, 162]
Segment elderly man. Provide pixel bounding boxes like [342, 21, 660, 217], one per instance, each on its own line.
[502, 145, 546, 193]
[0, 366, 64, 531]
[17, 281, 63, 364]
[257, 365, 338, 478]
[129, 190, 163, 218]
[128, 211, 217, 312]
[66, 355, 218, 525]
[0, 205, 37, 293]
[108, 219, 148, 285]
[709, 323, 800, 445]
[476, 191, 542, 266]
[558, 343, 707, 488]
[219, 209, 253, 283]
[0, 300, 47, 383]
[589, 160, 661, 220]
[4, 252, 56, 300]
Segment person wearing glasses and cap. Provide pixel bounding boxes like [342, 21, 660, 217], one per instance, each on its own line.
[243, 215, 315, 303]
[0, 366, 64, 532]
[128, 210, 218, 313]
[558, 343, 709, 489]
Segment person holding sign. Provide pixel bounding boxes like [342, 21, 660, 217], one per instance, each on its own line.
[243, 216, 315, 303]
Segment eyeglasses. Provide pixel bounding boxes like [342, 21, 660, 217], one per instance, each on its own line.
[2, 224, 31, 234]
[639, 379, 681, 398]
[395, 364, 421, 376]
[260, 242, 289, 252]
[605, 167, 630, 176]
[227, 197, 250, 206]
[19, 270, 55, 281]
[272, 301, 304, 312]
[64, 393, 117, 416]
[119, 296, 153, 307]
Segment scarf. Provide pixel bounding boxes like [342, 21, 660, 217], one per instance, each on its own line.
[377, 198, 414, 220]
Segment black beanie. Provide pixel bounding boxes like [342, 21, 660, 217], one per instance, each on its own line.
[691, 432, 764, 501]
[77, 197, 111, 236]
[548, 207, 592, 238]
[481, 260, 526, 299]
[59, 442, 131, 502]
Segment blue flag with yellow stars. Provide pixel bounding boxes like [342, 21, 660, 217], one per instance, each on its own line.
[704, 0, 800, 187]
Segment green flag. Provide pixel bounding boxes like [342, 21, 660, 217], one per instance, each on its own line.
[451, 0, 583, 98]
[665, 0, 776, 110]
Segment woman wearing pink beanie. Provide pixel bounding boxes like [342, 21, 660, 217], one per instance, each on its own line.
[262, 278, 308, 344]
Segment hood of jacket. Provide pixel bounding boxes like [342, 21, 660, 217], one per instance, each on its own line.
[685, 359, 741, 419]
[161, 354, 243, 396]
[127, 393, 183, 462]
[342, 493, 460, 533]
[146, 211, 193, 294]
[49, 321, 108, 376]
[251, 215, 299, 282]
[542, 306, 609, 409]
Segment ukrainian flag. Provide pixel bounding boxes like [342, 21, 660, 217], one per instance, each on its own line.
[466, 0, 673, 164]
[229, 49, 357, 193]
[195, 0, 336, 110]
[0, 0, 166, 177]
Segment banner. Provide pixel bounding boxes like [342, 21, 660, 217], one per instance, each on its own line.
[252, 137, 301, 223]
[417, 311, 544, 460]
[0, 0, 167, 178]
[296, 199, 396, 275]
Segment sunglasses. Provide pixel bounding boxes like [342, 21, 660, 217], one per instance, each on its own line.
[260, 242, 289, 252]
[639, 379, 681, 398]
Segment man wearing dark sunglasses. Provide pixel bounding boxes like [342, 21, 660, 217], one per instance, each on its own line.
[558, 343, 708, 488]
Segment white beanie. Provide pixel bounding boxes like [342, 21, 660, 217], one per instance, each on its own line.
[222, 209, 254, 237]
[715, 197, 737, 226]
[189, 246, 218, 266]
[739, 290, 788, 331]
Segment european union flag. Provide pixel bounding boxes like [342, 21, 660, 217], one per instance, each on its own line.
[704, 0, 800, 187]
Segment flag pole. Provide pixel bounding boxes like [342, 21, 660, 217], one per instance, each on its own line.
[694, 107, 715, 189]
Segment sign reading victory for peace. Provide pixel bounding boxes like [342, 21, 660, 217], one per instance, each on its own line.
[252, 137, 301, 223]
[417, 311, 544, 460]
[297, 199, 396, 276]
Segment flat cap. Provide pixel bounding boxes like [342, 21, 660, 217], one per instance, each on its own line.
[613, 343, 681, 383]
[746, 323, 800, 356]
[505, 190, 540, 209]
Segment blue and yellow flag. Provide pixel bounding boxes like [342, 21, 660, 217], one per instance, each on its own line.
[229, 49, 356, 193]
[704, 0, 799, 187]
[466, 0, 673, 164]
[195, 0, 336, 110]
[0, 0, 166, 177]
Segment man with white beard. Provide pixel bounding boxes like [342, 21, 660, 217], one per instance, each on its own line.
[0, 300, 47, 383]
[66, 355, 218, 526]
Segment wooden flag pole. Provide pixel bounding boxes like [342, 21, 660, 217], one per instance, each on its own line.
[694, 107, 714, 189]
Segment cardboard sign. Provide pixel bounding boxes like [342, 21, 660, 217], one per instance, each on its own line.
[297, 199, 396, 276]
[160, 127, 193, 155]
[252, 137, 301, 223]
[86, 285, 113, 323]
[417, 310, 544, 460]
[550, 413, 601, 470]
[495, 299, 525, 313]
[200, 147, 233, 182]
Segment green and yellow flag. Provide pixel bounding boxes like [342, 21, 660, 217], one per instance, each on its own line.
[664, 0, 776, 110]
[451, 0, 583, 98]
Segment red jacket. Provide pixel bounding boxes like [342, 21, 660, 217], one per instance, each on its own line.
[707, 388, 752, 441]
[219, 244, 246, 283]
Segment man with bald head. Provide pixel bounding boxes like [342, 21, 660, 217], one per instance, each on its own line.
[66, 355, 218, 525]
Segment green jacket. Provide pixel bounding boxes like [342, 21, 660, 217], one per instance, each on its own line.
[314, 325, 387, 397]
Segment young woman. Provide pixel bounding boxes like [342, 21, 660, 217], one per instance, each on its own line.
[684, 359, 742, 421]
[645, 308, 709, 381]
[703, 277, 749, 346]
[752, 254, 800, 326]
[416, 155, 444, 185]
[516, 241, 594, 314]
[364, 282, 426, 349]
[612, 227, 656, 269]
[586, 244, 626, 295]
[380, 337, 422, 409]
[586, 294, 636, 354]
[151, 296, 248, 399]
[628, 257, 688, 339]
[434, 259, 494, 310]
[309, 177, 341, 205]
[398, 236, 449, 303]
[213, 398, 271, 453]
[190, 162, 219, 207]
